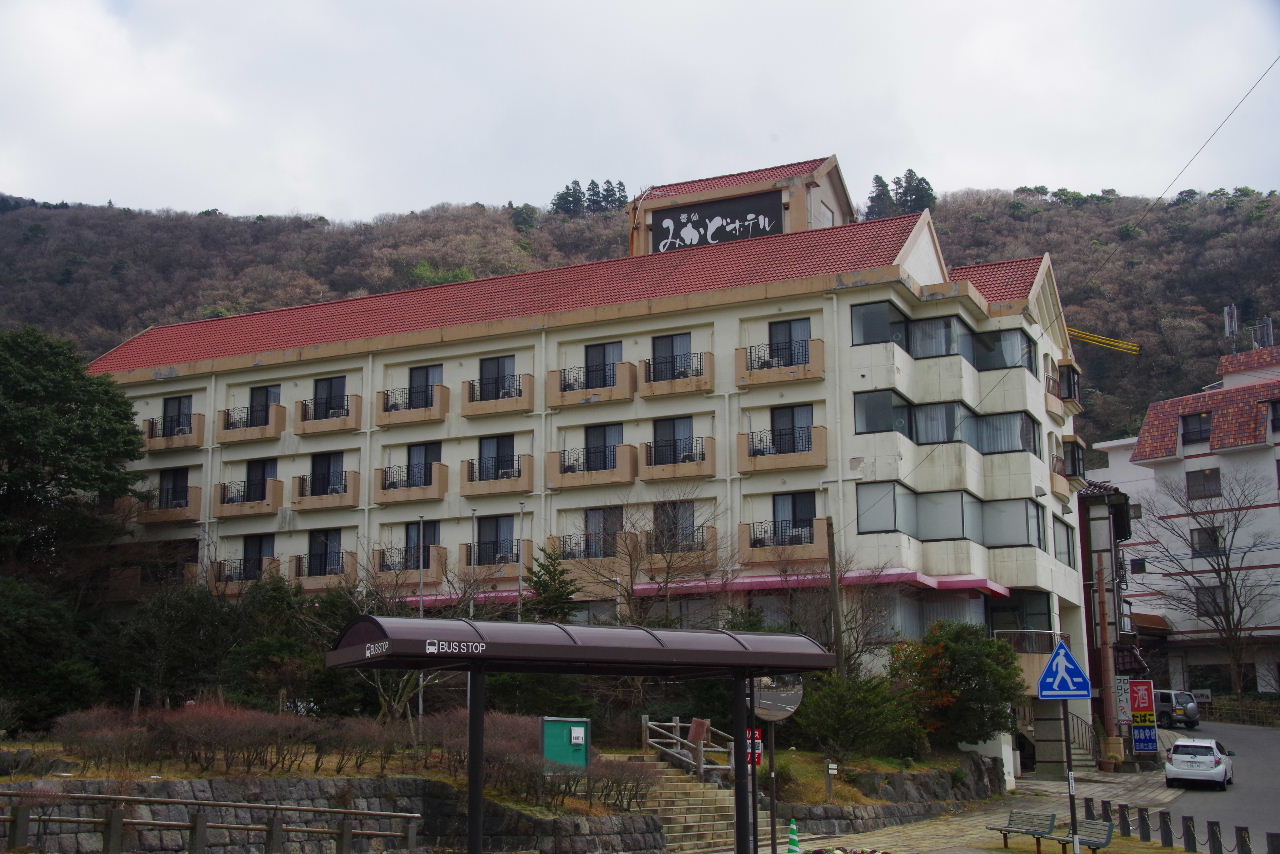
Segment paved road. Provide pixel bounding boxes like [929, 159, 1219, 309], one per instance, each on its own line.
[1161, 720, 1280, 838]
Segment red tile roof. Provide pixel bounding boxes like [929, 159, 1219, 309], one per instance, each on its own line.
[1218, 346, 1280, 376]
[1130, 377, 1280, 461]
[949, 256, 1044, 303]
[89, 213, 922, 375]
[639, 158, 830, 201]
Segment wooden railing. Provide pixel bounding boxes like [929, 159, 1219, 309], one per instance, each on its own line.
[640, 715, 734, 779]
[0, 790, 420, 854]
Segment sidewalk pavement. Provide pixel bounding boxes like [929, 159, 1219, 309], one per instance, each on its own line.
[804, 766, 1179, 854]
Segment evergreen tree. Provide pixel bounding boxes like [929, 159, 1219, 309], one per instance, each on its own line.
[613, 180, 628, 209]
[523, 547, 581, 622]
[865, 175, 898, 220]
[891, 169, 937, 214]
[585, 180, 604, 214]
[564, 180, 586, 217]
[600, 180, 617, 210]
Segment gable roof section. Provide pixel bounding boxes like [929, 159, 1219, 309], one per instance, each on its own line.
[949, 256, 1044, 303]
[1130, 377, 1280, 461]
[1218, 346, 1280, 376]
[639, 157, 830, 200]
[89, 213, 922, 375]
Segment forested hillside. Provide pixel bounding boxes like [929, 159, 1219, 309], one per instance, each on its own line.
[1, 182, 1277, 443]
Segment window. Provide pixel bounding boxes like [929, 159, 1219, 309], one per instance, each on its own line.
[239, 533, 274, 581]
[652, 417, 695, 465]
[1131, 503, 1143, 520]
[973, 329, 1036, 374]
[248, 385, 280, 427]
[989, 589, 1052, 631]
[475, 515, 516, 565]
[404, 520, 440, 570]
[477, 435, 516, 481]
[1195, 585, 1228, 618]
[977, 412, 1041, 457]
[856, 482, 980, 544]
[983, 499, 1045, 550]
[750, 405, 813, 456]
[1186, 468, 1222, 500]
[851, 302, 907, 348]
[1181, 412, 1212, 445]
[650, 333, 693, 381]
[757, 492, 817, 546]
[1059, 365, 1081, 401]
[244, 457, 277, 502]
[909, 316, 969, 360]
[1053, 517, 1077, 568]
[308, 452, 344, 496]
[406, 365, 443, 409]
[1191, 526, 1224, 558]
[311, 376, 348, 419]
[478, 355, 517, 401]
[1271, 401, 1280, 432]
[854, 390, 912, 437]
[306, 529, 343, 576]
[766, 318, 812, 367]
[159, 395, 193, 437]
[1130, 557, 1147, 575]
[582, 341, 623, 390]
[653, 500, 698, 552]
[583, 423, 623, 471]
[581, 506, 624, 558]
[855, 392, 1039, 456]
[157, 467, 189, 509]
[406, 442, 442, 486]
[1064, 441, 1087, 477]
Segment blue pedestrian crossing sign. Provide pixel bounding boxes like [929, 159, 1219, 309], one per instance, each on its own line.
[1037, 641, 1092, 700]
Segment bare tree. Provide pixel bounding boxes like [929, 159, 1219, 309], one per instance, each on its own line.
[1129, 470, 1278, 694]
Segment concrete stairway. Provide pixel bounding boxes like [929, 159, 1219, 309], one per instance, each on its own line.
[601, 753, 772, 853]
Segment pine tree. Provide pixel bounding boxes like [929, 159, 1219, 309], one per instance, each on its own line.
[565, 180, 586, 217]
[613, 180, 628, 209]
[865, 175, 898, 220]
[600, 180, 618, 210]
[549, 185, 573, 215]
[585, 180, 604, 214]
[891, 169, 937, 214]
[524, 547, 582, 622]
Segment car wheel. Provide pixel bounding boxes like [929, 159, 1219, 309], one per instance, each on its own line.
[1158, 712, 1172, 728]
[1184, 721, 1199, 729]
[1216, 780, 1227, 791]
[1227, 776, 1234, 785]
[1165, 777, 1177, 788]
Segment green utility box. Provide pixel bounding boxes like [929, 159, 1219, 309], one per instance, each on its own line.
[541, 717, 591, 768]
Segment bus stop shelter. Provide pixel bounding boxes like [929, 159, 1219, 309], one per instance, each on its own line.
[327, 617, 835, 854]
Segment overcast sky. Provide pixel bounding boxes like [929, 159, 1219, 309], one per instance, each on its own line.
[2, 0, 1278, 221]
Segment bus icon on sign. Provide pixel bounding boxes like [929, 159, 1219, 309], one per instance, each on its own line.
[425, 639, 438, 654]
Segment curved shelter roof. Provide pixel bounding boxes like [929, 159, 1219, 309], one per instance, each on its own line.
[327, 616, 835, 679]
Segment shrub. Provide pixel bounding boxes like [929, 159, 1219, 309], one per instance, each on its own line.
[790, 674, 927, 760]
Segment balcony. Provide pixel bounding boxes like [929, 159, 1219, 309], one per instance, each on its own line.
[138, 486, 201, 524]
[994, 630, 1072, 693]
[460, 539, 534, 578]
[461, 374, 534, 417]
[212, 478, 284, 518]
[639, 353, 714, 398]
[639, 437, 715, 481]
[1049, 456, 1072, 502]
[372, 546, 447, 584]
[546, 445, 637, 489]
[460, 454, 534, 497]
[372, 462, 448, 504]
[216, 404, 286, 444]
[641, 525, 718, 573]
[212, 557, 281, 598]
[295, 395, 362, 435]
[292, 471, 359, 511]
[546, 362, 638, 407]
[735, 339, 825, 387]
[375, 385, 450, 427]
[740, 518, 830, 564]
[737, 426, 827, 473]
[1044, 374, 1067, 424]
[142, 413, 205, 452]
[290, 551, 358, 592]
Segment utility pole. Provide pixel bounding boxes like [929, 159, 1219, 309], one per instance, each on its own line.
[825, 516, 845, 673]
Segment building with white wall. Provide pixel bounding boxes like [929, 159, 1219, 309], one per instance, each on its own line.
[1091, 346, 1280, 695]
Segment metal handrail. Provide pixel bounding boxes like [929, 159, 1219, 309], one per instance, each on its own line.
[383, 386, 434, 411]
[559, 445, 617, 473]
[646, 437, 705, 466]
[560, 363, 617, 392]
[641, 716, 733, 779]
[300, 395, 350, 421]
[1068, 711, 1101, 762]
[746, 339, 809, 370]
[382, 463, 432, 489]
[298, 473, 347, 497]
[644, 352, 705, 382]
[747, 426, 813, 457]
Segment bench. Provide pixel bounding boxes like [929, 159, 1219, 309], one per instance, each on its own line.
[986, 810, 1057, 853]
[1046, 819, 1116, 853]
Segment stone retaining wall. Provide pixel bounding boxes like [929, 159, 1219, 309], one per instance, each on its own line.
[0, 777, 665, 854]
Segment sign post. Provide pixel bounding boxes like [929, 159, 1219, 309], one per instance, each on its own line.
[753, 675, 803, 854]
[1130, 680, 1158, 755]
[1038, 641, 1092, 854]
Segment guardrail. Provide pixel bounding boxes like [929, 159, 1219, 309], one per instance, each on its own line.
[1081, 795, 1280, 854]
[0, 789, 420, 854]
[641, 715, 733, 779]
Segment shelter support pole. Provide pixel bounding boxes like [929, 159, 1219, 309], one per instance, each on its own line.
[468, 666, 487, 854]
[732, 672, 751, 854]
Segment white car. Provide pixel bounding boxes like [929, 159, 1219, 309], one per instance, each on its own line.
[1165, 738, 1235, 790]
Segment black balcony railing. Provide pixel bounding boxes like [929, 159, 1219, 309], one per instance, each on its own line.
[221, 479, 269, 504]
[560, 445, 617, 474]
[384, 386, 434, 411]
[154, 486, 191, 510]
[645, 353, 705, 382]
[993, 629, 1070, 654]
[303, 552, 346, 577]
[558, 533, 617, 560]
[379, 546, 429, 572]
[649, 525, 707, 555]
[382, 463, 432, 490]
[148, 414, 193, 438]
[647, 437, 705, 466]
[223, 405, 273, 430]
[299, 472, 347, 497]
[301, 395, 351, 421]
[470, 374, 522, 402]
[747, 426, 813, 457]
[560, 363, 617, 393]
[470, 456, 520, 482]
[469, 539, 520, 567]
[222, 557, 269, 582]
[746, 339, 810, 371]
[749, 520, 815, 549]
